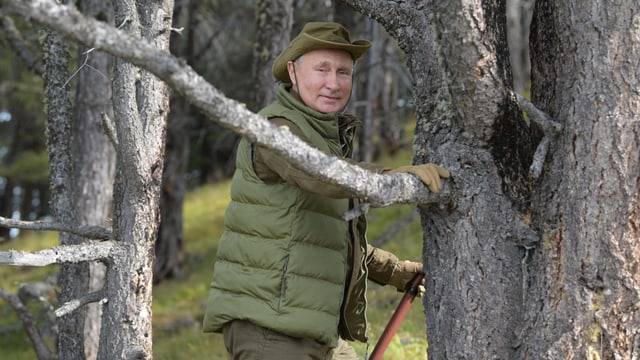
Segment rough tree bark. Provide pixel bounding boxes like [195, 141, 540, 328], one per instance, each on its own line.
[343, 0, 639, 359]
[343, 2, 540, 358]
[520, 1, 640, 358]
[99, 0, 173, 358]
[42, 26, 88, 360]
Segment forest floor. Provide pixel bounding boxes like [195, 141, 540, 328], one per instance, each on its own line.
[0, 148, 429, 359]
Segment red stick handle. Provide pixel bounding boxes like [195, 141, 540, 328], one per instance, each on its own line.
[369, 273, 425, 360]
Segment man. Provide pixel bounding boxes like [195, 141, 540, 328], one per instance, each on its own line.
[203, 22, 450, 359]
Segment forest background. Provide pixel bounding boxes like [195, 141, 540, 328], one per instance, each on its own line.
[4, 0, 632, 359]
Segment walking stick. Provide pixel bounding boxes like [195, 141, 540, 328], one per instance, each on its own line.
[369, 272, 425, 360]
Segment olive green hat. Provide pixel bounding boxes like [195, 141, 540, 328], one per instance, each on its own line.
[272, 22, 372, 83]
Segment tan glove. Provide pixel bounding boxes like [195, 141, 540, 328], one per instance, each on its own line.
[388, 260, 425, 297]
[387, 164, 450, 193]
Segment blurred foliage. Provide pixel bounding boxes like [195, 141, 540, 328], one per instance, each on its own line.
[0, 151, 49, 184]
[1, 17, 50, 228]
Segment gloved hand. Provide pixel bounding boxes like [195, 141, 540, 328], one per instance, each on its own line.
[388, 261, 425, 297]
[387, 164, 450, 193]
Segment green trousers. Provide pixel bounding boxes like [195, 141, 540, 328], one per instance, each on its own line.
[222, 320, 360, 360]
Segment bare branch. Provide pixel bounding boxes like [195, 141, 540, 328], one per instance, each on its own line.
[101, 111, 119, 148]
[0, 288, 54, 360]
[512, 91, 562, 133]
[55, 289, 107, 317]
[63, 48, 107, 88]
[512, 91, 563, 180]
[529, 135, 551, 180]
[0, 241, 122, 266]
[0, 216, 112, 240]
[0, 0, 451, 208]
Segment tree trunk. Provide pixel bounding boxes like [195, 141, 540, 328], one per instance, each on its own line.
[520, 0, 640, 358]
[155, 101, 187, 283]
[73, 1, 115, 357]
[345, 0, 540, 358]
[506, 0, 533, 94]
[42, 28, 88, 360]
[153, 0, 195, 284]
[413, 2, 539, 358]
[250, 0, 294, 112]
[358, 18, 381, 163]
[100, 0, 172, 358]
[344, 0, 639, 358]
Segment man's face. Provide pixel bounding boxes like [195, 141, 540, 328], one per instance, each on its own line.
[287, 48, 354, 114]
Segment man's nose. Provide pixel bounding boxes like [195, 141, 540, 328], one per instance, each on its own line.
[325, 72, 339, 89]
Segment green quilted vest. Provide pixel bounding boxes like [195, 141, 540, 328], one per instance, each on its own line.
[203, 85, 359, 346]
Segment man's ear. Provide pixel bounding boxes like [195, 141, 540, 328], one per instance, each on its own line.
[287, 61, 296, 87]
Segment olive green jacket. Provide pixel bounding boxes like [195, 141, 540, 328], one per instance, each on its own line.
[202, 85, 399, 347]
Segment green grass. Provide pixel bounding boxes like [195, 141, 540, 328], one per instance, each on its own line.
[0, 231, 60, 360]
[0, 150, 428, 359]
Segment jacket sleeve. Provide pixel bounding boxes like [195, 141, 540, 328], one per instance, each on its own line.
[253, 117, 389, 199]
[365, 244, 399, 286]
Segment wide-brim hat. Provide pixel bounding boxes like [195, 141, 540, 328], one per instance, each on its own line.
[272, 22, 372, 83]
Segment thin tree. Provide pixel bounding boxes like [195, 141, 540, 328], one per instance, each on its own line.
[153, 0, 194, 283]
[100, 0, 173, 357]
[42, 25, 84, 360]
[506, 0, 533, 94]
[72, 1, 115, 357]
